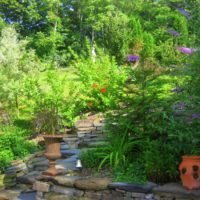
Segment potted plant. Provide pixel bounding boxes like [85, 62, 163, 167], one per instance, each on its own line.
[178, 126, 200, 190]
[179, 155, 200, 190]
[33, 105, 63, 176]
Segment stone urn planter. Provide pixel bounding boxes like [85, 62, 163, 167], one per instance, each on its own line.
[179, 156, 200, 190]
[43, 135, 63, 176]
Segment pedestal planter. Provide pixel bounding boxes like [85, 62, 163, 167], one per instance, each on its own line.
[179, 156, 200, 190]
[43, 135, 63, 176]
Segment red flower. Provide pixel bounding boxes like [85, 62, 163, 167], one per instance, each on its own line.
[92, 83, 98, 88]
[100, 87, 107, 93]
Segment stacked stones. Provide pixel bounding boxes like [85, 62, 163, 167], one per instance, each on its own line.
[34, 176, 156, 200]
[74, 115, 106, 148]
[33, 178, 200, 200]
[0, 160, 28, 190]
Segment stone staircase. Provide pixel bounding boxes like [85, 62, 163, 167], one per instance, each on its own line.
[0, 114, 106, 200]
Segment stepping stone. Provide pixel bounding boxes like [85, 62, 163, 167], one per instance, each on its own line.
[61, 149, 80, 157]
[56, 155, 78, 171]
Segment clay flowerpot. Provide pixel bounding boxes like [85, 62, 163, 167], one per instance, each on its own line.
[179, 156, 200, 190]
[43, 135, 63, 176]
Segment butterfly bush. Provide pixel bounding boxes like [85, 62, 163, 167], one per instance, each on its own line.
[167, 29, 180, 37]
[127, 54, 140, 62]
[176, 8, 192, 19]
[177, 47, 197, 55]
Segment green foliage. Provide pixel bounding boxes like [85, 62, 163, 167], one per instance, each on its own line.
[82, 128, 141, 172]
[114, 162, 147, 184]
[97, 134, 134, 170]
[28, 70, 83, 130]
[0, 126, 38, 171]
[81, 148, 103, 169]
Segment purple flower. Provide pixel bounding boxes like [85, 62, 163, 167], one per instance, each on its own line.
[127, 54, 140, 62]
[176, 8, 192, 19]
[191, 114, 200, 120]
[177, 47, 197, 55]
[167, 29, 180, 37]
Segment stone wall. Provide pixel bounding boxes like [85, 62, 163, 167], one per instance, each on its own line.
[33, 177, 200, 200]
[33, 176, 155, 200]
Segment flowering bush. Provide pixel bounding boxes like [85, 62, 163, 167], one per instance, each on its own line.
[75, 51, 128, 111]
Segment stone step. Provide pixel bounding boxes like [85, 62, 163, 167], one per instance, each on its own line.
[0, 189, 21, 200]
[56, 155, 78, 172]
[16, 171, 41, 185]
[61, 149, 80, 157]
[60, 144, 69, 150]
[17, 191, 36, 200]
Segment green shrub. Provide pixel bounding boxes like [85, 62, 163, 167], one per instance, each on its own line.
[81, 148, 103, 169]
[0, 126, 38, 172]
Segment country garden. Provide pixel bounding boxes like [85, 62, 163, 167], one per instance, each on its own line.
[1, 0, 200, 199]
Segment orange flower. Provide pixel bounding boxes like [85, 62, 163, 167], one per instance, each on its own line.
[100, 87, 107, 93]
[92, 83, 98, 88]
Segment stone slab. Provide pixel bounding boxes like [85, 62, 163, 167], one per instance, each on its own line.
[74, 177, 111, 190]
[0, 189, 21, 200]
[17, 171, 41, 185]
[51, 185, 84, 196]
[75, 120, 93, 128]
[153, 183, 200, 197]
[33, 181, 50, 192]
[108, 182, 157, 193]
[44, 192, 74, 200]
[54, 176, 81, 187]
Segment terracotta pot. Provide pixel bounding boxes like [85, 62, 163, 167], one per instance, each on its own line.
[42, 135, 63, 176]
[179, 156, 200, 190]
